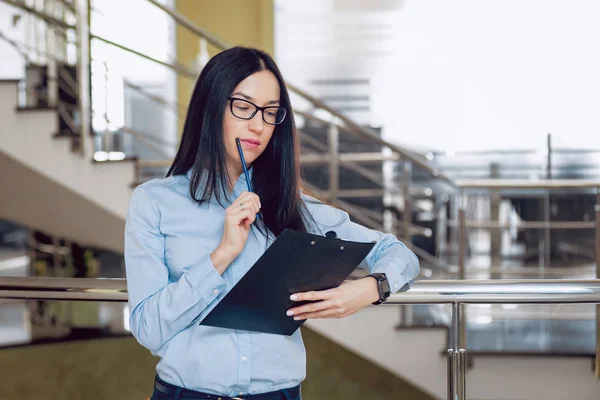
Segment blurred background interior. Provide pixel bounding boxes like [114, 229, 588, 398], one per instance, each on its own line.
[0, 0, 599, 399]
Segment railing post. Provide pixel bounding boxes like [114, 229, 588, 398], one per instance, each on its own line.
[447, 348, 455, 400]
[402, 161, 413, 242]
[448, 302, 467, 400]
[456, 196, 469, 359]
[542, 191, 552, 271]
[595, 188, 600, 379]
[75, 0, 91, 156]
[489, 190, 501, 274]
[46, 0, 58, 107]
[458, 190, 466, 280]
[328, 122, 339, 200]
[399, 161, 414, 328]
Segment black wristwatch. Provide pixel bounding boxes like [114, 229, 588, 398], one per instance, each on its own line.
[368, 273, 391, 305]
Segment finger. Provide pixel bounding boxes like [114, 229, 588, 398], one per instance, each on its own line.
[249, 192, 261, 208]
[227, 197, 260, 215]
[229, 207, 258, 225]
[230, 193, 261, 212]
[293, 306, 347, 320]
[242, 191, 261, 208]
[244, 209, 257, 226]
[287, 299, 340, 316]
[290, 288, 337, 302]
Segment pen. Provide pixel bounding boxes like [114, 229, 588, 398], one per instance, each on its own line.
[235, 138, 260, 221]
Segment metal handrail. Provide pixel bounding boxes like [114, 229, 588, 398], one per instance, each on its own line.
[1, 276, 598, 304]
[91, 34, 196, 80]
[0, 0, 72, 30]
[447, 220, 597, 230]
[1, 276, 599, 399]
[457, 179, 600, 189]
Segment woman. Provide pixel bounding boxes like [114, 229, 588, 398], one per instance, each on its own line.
[125, 46, 419, 400]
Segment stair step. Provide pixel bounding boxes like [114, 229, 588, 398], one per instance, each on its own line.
[52, 131, 79, 139]
[15, 105, 57, 112]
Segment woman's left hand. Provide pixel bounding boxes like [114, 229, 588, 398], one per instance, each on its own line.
[287, 278, 380, 320]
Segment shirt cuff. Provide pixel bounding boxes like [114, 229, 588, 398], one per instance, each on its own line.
[375, 263, 413, 294]
[184, 255, 227, 305]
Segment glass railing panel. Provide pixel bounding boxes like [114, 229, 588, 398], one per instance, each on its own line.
[465, 303, 596, 355]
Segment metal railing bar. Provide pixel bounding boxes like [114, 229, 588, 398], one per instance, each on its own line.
[0, 0, 74, 30]
[457, 179, 600, 189]
[301, 182, 384, 228]
[58, 67, 79, 96]
[300, 152, 401, 165]
[57, 0, 75, 13]
[116, 127, 177, 158]
[57, 102, 78, 133]
[0, 29, 70, 64]
[1, 276, 599, 304]
[294, 109, 362, 137]
[298, 130, 328, 152]
[0, 29, 30, 61]
[123, 79, 187, 117]
[295, 111, 432, 172]
[145, 0, 231, 50]
[446, 220, 597, 230]
[449, 264, 596, 277]
[90, 34, 196, 79]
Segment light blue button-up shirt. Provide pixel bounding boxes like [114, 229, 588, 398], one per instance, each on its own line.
[124, 169, 419, 397]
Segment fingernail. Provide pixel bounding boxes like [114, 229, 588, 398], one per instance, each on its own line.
[286, 310, 294, 316]
[294, 317, 300, 321]
[290, 295, 298, 301]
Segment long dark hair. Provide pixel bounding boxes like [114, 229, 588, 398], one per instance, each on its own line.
[167, 46, 311, 237]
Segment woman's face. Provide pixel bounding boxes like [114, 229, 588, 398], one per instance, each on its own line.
[223, 70, 281, 178]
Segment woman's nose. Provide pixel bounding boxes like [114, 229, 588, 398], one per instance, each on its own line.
[248, 111, 265, 133]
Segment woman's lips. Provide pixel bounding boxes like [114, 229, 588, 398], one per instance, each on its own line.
[240, 139, 260, 149]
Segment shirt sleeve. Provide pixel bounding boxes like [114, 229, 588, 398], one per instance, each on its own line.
[303, 195, 420, 293]
[124, 186, 226, 353]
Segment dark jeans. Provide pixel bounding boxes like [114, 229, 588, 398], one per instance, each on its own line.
[150, 375, 301, 400]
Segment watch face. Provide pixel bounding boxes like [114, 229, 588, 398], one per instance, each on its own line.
[381, 278, 391, 297]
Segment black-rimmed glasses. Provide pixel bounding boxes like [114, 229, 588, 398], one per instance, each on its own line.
[228, 97, 287, 126]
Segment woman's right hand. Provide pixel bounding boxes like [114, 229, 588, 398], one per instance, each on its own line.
[211, 191, 261, 273]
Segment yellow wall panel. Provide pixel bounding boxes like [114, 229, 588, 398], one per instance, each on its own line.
[175, 0, 274, 135]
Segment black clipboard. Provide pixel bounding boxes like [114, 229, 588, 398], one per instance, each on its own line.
[200, 228, 376, 335]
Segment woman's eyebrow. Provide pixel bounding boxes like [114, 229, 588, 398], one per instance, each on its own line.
[232, 92, 280, 105]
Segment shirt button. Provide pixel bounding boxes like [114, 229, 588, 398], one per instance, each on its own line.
[213, 289, 219, 295]
[241, 356, 248, 362]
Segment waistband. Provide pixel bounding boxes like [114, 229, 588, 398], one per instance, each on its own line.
[154, 375, 300, 400]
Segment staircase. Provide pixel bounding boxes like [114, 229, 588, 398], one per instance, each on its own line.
[0, 80, 134, 253]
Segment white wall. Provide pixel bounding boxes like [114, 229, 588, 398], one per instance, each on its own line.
[275, 0, 600, 153]
[373, 0, 600, 152]
[0, 2, 26, 79]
